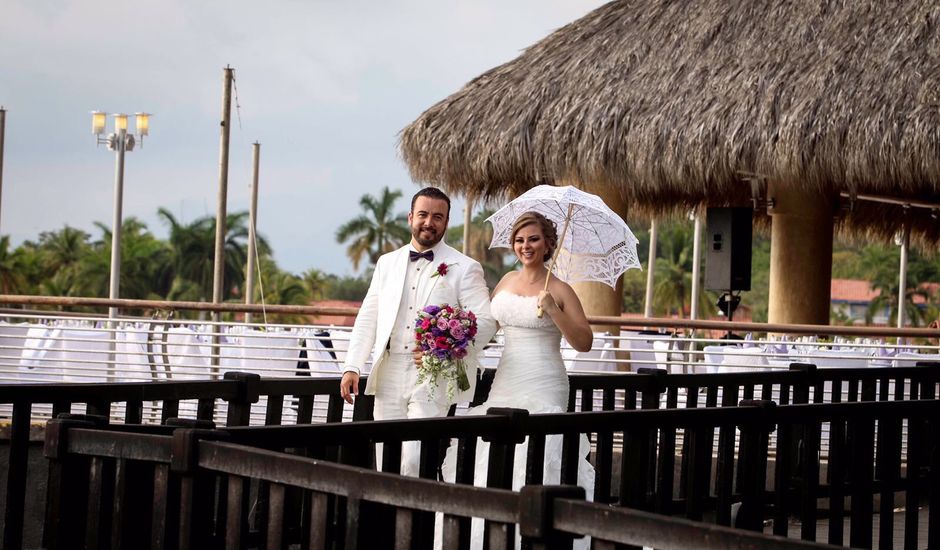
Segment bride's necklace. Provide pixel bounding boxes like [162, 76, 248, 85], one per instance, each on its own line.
[520, 269, 549, 286]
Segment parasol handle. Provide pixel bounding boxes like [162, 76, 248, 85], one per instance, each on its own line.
[537, 203, 574, 318]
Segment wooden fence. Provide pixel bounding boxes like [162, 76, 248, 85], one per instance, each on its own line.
[42, 402, 914, 549]
[5, 363, 940, 548]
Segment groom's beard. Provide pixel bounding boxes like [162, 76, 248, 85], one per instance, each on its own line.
[412, 225, 444, 248]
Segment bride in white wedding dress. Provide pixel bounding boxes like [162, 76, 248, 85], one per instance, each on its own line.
[436, 211, 596, 550]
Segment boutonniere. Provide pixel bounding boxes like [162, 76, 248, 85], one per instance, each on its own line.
[431, 262, 454, 278]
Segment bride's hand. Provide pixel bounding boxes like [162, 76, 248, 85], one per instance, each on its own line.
[538, 290, 560, 315]
[412, 345, 424, 369]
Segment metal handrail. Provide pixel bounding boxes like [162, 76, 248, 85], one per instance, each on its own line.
[2, 293, 939, 338]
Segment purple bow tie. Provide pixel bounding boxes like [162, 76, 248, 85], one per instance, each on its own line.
[409, 249, 434, 262]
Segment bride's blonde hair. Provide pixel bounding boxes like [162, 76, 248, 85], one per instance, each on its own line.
[510, 212, 558, 262]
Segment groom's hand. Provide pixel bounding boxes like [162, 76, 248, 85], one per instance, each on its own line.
[340, 372, 359, 404]
[412, 346, 424, 369]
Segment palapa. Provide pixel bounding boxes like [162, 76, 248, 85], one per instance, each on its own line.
[401, 0, 940, 249]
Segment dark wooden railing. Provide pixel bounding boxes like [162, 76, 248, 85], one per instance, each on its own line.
[564, 362, 940, 410]
[5, 363, 940, 549]
[39, 409, 862, 550]
[38, 398, 940, 549]
[0, 372, 370, 550]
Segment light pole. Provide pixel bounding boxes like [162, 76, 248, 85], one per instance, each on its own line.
[91, 111, 151, 319]
[0, 106, 6, 234]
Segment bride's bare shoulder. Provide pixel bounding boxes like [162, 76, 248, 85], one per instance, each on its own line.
[492, 271, 519, 297]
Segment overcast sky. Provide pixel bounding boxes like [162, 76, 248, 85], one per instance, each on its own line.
[0, 0, 607, 276]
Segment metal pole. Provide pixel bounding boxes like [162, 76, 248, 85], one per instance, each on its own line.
[212, 66, 234, 309]
[0, 107, 5, 234]
[108, 128, 127, 320]
[690, 211, 703, 320]
[107, 127, 127, 382]
[897, 220, 910, 329]
[211, 66, 234, 377]
[245, 142, 260, 324]
[643, 219, 658, 318]
[462, 195, 473, 256]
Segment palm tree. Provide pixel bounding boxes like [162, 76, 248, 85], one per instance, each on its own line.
[301, 268, 329, 302]
[0, 236, 25, 294]
[81, 218, 172, 299]
[37, 226, 90, 274]
[446, 208, 511, 288]
[859, 245, 932, 326]
[250, 258, 312, 324]
[335, 187, 410, 271]
[652, 220, 714, 318]
[20, 226, 94, 297]
[10, 241, 44, 295]
[158, 208, 265, 303]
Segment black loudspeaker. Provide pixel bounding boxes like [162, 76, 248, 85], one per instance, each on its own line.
[704, 207, 753, 291]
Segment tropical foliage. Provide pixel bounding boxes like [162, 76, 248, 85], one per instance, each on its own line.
[621, 218, 718, 319]
[335, 186, 411, 271]
[3, 189, 937, 328]
[445, 208, 512, 289]
[1, 210, 311, 316]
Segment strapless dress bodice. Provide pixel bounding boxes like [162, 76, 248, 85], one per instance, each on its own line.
[485, 292, 567, 411]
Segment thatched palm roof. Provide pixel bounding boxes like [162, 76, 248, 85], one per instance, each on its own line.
[400, 0, 940, 246]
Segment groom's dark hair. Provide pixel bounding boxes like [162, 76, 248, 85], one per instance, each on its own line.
[411, 187, 451, 218]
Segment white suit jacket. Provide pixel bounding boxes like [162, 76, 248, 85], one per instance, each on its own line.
[343, 242, 497, 402]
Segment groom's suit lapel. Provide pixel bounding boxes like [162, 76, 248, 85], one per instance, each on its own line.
[385, 247, 409, 324]
[416, 244, 454, 308]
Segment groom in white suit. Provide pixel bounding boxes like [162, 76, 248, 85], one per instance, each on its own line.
[340, 187, 497, 476]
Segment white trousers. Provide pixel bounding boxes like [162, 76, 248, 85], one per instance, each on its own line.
[373, 353, 450, 477]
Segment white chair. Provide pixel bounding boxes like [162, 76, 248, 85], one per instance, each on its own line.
[161, 327, 212, 379]
[894, 352, 930, 368]
[117, 324, 163, 381]
[565, 337, 618, 372]
[327, 328, 351, 364]
[19, 326, 117, 383]
[0, 322, 31, 382]
[220, 328, 302, 378]
[701, 345, 734, 374]
[803, 349, 871, 368]
[304, 333, 343, 377]
[718, 347, 770, 372]
[626, 331, 674, 373]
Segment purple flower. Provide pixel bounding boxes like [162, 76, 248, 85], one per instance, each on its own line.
[413, 304, 479, 367]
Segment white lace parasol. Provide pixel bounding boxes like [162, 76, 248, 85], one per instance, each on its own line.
[485, 185, 641, 288]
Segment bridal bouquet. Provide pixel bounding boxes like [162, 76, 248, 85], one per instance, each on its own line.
[414, 304, 478, 400]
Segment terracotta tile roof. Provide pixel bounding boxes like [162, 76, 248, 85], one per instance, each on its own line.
[308, 300, 361, 327]
[831, 278, 939, 305]
[831, 279, 880, 302]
